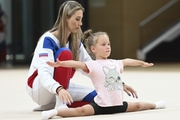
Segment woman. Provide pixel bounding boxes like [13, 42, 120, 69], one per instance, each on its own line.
[26, 0, 137, 111]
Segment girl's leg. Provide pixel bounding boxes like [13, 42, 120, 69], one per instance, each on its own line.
[42, 104, 94, 119]
[57, 104, 94, 117]
[126, 101, 165, 112]
[126, 102, 155, 112]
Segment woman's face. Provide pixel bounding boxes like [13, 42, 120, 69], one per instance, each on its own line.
[66, 10, 83, 33]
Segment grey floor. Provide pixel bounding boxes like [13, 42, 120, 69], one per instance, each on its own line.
[0, 63, 180, 120]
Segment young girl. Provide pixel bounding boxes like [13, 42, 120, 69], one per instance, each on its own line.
[42, 29, 165, 119]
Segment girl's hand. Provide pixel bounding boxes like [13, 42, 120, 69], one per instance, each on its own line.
[141, 62, 154, 67]
[123, 84, 138, 98]
[46, 59, 62, 67]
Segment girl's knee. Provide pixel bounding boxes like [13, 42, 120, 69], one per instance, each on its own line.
[135, 102, 143, 110]
[75, 105, 94, 116]
[76, 107, 87, 116]
[126, 102, 143, 112]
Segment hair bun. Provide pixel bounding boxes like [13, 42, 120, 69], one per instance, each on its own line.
[83, 29, 92, 40]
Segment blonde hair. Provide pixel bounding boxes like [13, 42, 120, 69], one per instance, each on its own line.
[50, 1, 84, 61]
[83, 29, 108, 59]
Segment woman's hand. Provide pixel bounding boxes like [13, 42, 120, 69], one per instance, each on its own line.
[58, 89, 73, 105]
[123, 84, 138, 98]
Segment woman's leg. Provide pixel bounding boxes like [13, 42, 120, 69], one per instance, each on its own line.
[53, 48, 74, 109]
[29, 48, 73, 111]
[54, 48, 97, 107]
[29, 48, 76, 111]
[67, 82, 97, 108]
[42, 104, 94, 119]
[31, 77, 56, 111]
[126, 101, 165, 112]
[54, 48, 74, 89]
[53, 48, 96, 108]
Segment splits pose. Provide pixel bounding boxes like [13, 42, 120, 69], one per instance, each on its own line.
[42, 29, 165, 119]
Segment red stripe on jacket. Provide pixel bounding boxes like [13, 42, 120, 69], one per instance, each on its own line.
[27, 70, 38, 88]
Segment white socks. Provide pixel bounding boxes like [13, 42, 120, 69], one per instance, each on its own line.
[42, 109, 58, 120]
[155, 100, 166, 109]
[41, 96, 68, 119]
[55, 95, 68, 109]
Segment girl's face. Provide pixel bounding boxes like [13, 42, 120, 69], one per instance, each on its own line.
[66, 10, 83, 33]
[91, 35, 111, 60]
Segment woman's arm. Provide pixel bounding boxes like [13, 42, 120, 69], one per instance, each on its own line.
[122, 58, 153, 67]
[47, 58, 89, 72]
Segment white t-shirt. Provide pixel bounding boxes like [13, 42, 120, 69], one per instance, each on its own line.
[85, 59, 124, 107]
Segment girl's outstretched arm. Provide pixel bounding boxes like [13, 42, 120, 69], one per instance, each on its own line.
[122, 58, 153, 67]
[47, 58, 89, 72]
